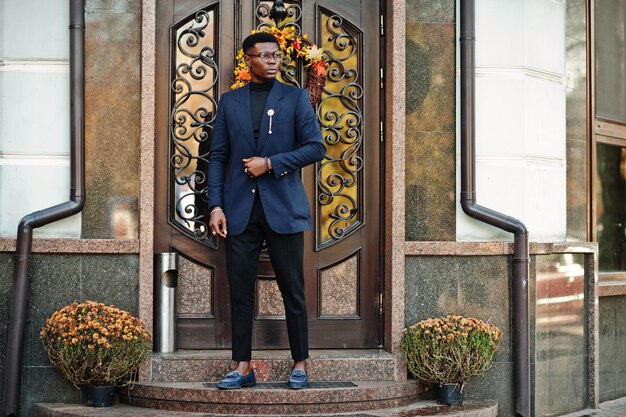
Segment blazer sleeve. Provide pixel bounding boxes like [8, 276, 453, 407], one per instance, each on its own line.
[207, 98, 230, 208]
[269, 89, 326, 178]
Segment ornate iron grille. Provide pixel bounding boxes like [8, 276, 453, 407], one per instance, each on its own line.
[169, 7, 219, 246]
[255, 0, 303, 87]
[316, 11, 364, 249]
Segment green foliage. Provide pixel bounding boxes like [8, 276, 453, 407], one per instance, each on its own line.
[401, 315, 501, 389]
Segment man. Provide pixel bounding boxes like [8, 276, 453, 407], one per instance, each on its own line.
[207, 32, 325, 390]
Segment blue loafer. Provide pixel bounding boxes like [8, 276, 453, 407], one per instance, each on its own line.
[288, 369, 310, 389]
[216, 369, 256, 389]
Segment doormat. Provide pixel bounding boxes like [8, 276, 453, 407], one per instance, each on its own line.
[202, 381, 358, 389]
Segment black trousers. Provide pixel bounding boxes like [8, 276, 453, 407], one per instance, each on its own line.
[225, 194, 309, 362]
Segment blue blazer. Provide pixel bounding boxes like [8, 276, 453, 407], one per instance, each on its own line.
[207, 81, 326, 236]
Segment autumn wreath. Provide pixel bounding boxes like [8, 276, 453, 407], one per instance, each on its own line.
[232, 26, 328, 107]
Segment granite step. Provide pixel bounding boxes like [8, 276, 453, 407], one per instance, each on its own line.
[119, 380, 422, 414]
[36, 400, 498, 417]
[148, 349, 401, 382]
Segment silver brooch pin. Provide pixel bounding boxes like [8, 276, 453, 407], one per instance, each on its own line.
[267, 109, 275, 134]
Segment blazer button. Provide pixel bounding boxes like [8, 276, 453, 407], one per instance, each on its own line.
[251, 189, 256, 193]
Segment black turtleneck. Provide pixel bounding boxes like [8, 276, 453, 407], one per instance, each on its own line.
[250, 79, 275, 142]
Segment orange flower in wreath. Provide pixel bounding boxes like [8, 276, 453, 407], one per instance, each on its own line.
[231, 26, 329, 107]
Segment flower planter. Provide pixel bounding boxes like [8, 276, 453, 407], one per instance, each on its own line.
[438, 383, 463, 406]
[40, 301, 151, 399]
[83, 385, 115, 407]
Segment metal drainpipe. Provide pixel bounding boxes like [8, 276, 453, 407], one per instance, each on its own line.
[2, 1, 85, 416]
[459, 1, 531, 417]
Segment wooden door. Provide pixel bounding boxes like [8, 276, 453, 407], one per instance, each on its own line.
[155, 0, 382, 349]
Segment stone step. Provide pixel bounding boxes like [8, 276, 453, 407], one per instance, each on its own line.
[37, 400, 499, 417]
[119, 380, 422, 415]
[149, 349, 401, 382]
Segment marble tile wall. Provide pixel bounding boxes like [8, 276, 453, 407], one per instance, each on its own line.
[0, 253, 139, 417]
[599, 295, 626, 402]
[257, 279, 285, 318]
[405, 255, 514, 416]
[81, 0, 141, 239]
[405, 0, 456, 241]
[177, 255, 213, 315]
[533, 253, 587, 416]
[320, 255, 358, 317]
[565, 0, 588, 241]
[406, 252, 593, 417]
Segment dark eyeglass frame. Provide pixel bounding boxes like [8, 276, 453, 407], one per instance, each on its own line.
[246, 51, 285, 63]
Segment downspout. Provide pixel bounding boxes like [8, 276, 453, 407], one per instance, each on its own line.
[459, 2, 530, 417]
[2, 1, 85, 416]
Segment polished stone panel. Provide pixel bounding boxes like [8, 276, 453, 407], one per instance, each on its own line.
[406, 0, 455, 24]
[566, 87, 587, 142]
[177, 255, 213, 315]
[405, 132, 456, 241]
[566, 36, 587, 92]
[405, 24, 455, 131]
[535, 356, 587, 416]
[599, 296, 626, 401]
[405, 255, 515, 414]
[405, 19, 456, 241]
[82, 1, 141, 238]
[405, 256, 511, 358]
[79, 255, 139, 313]
[566, 137, 587, 241]
[0, 254, 140, 415]
[20, 254, 139, 368]
[24, 255, 83, 368]
[22, 366, 80, 417]
[565, 0, 587, 244]
[534, 253, 587, 416]
[256, 279, 285, 318]
[320, 254, 358, 317]
[464, 361, 514, 417]
[566, 0, 587, 43]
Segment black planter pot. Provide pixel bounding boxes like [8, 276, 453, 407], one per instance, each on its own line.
[438, 383, 463, 406]
[82, 385, 115, 407]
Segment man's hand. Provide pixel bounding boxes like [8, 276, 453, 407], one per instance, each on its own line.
[243, 157, 270, 178]
[209, 207, 228, 238]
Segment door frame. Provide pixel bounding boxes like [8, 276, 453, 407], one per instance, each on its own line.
[137, 0, 406, 370]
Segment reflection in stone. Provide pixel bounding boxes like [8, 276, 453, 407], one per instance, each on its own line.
[320, 254, 358, 317]
[534, 253, 586, 416]
[107, 197, 138, 240]
[82, 3, 141, 238]
[565, 0, 587, 242]
[405, 21, 456, 241]
[177, 255, 213, 315]
[257, 279, 285, 318]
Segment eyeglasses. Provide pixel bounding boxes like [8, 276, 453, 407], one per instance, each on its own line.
[246, 51, 285, 63]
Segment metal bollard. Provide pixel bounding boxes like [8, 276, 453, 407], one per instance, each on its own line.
[154, 252, 178, 353]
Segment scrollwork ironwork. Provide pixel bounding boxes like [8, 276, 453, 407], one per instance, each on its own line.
[255, 1, 302, 87]
[256, 1, 301, 32]
[170, 9, 219, 245]
[316, 13, 363, 247]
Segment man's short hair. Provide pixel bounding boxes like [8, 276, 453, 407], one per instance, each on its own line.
[242, 32, 280, 54]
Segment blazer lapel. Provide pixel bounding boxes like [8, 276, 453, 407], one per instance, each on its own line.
[232, 84, 256, 153]
[257, 81, 285, 153]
